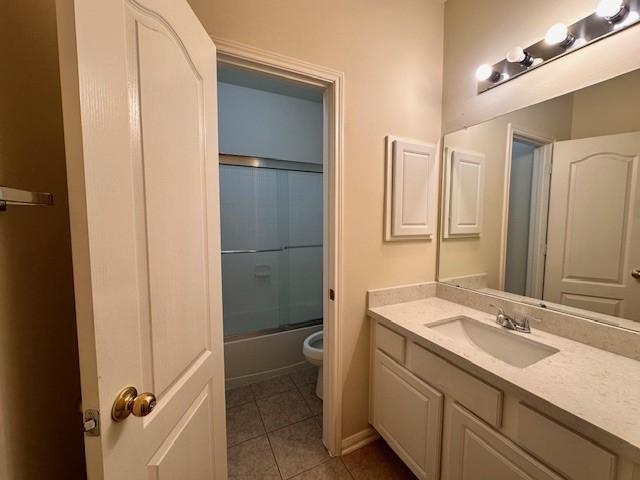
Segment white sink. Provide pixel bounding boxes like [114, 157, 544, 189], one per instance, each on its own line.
[427, 316, 559, 368]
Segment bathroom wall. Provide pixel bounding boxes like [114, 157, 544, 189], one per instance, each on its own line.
[188, 0, 445, 440]
[0, 0, 84, 478]
[570, 68, 640, 139]
[218, 81, 323, 164]
[443, 0, 640, 132]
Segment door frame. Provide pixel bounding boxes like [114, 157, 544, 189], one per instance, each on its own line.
[499, 124, 554, 294]
[213, 37, 345, 456]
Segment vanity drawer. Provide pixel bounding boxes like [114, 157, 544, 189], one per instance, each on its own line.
[375, 322, 406, 364]
[407, 342, 503, 427]
[517, 404, 616, 480]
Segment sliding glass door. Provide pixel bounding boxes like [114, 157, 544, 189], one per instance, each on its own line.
[219, 157, 323, 338]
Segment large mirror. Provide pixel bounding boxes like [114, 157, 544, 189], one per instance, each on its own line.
[438, 68, 640, 332]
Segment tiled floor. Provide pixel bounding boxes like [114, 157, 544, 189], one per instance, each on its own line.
[225, 368, 417, 479]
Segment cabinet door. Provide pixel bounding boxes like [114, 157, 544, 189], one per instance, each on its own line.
[445, 148, 485, 237]
[445, 404, 562, 480]
[373, 350, 443, 480]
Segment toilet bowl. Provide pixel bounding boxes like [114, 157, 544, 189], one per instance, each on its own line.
[302, 330, 323, 399]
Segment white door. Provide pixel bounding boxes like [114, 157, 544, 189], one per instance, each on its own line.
[56, 0, 226, 478]
[544, 132, 640, 321]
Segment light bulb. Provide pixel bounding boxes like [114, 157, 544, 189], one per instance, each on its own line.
[532, 58, 544, 67]
[475, 64, 493, 81]
[506, 47, 525, 63]
[506, 46, 534, 66]
[596, 0, 624, 18]
[545, 23, 569, 44]
[545, 23, 575, 47]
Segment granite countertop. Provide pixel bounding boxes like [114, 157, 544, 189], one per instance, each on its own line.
[368, 296, 640, 460]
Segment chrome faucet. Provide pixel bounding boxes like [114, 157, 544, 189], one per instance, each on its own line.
[491, 305, 531, 333]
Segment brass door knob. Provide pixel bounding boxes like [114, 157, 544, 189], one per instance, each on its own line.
[632, 269, 640, 280]
[111, 386, 157, 422]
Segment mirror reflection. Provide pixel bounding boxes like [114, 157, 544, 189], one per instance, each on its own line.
[438, 69, 640, 330]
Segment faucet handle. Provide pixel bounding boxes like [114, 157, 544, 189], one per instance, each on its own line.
[490, 304, 509, 327]
[489, 303, 505, 316]
[514, 316, 532, 333]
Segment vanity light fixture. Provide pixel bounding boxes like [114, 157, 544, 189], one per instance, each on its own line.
[506, 46, 534, 67]
[615, 10, 639, 28]
[475, 64, 502, 82]
[544, 23, 576, 47]
[596, 0, 628, 22]
[475, 0, 640, 94]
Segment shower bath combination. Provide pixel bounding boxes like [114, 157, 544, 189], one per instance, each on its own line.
[219, 154, 324, 390]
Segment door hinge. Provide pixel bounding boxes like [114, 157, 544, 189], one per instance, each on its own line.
[83, 409, 101, 437]
[329, 289, 335, 301]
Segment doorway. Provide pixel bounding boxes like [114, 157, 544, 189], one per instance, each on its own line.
[500, 126, 554, 299]
[214, 39, 345, 457]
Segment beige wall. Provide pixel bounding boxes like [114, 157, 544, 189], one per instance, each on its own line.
[186, 0, 445, 439]
[443, 0, 640, 133]
[439, 95, 574, 286]
[571, 69, 640, 139]
[0, 1, 84, 478]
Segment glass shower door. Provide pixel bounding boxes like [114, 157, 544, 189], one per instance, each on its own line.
[219, 160, 322, 339]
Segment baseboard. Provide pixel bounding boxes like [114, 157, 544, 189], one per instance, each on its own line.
[340, 426, 380, 455]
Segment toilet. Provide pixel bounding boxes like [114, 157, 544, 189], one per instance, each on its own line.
[302, 330, 323, 399]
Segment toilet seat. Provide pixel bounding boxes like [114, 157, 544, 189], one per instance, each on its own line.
[302, 331, 323, 364]
[302, 330, 324, 398]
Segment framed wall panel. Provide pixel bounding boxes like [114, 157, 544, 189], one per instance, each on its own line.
[385, 136, 437, 241]
[444, 148, 485, 238]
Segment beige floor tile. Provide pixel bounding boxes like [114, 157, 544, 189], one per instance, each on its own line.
[290, 366, 318, 387]
[257, 389, 312, 432]
[290, 458, 352, 480]
[226, 402, 265, 447]
[342, 438, 418, 480]
[227, 435, 282, 479]
[251, 374, 296, 399]
[298, 382, 323, 415]
[226, 385, 255, 409]
[269, 418, 330, 479]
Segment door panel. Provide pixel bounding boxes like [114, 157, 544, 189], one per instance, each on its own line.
[56, 0, 226, 477]
[391, 140, 437, 237]
[148, 388, 214, 479]
[561, 154, 632, 283]
[372, 351, 442, 480]
[560, 293, 621, 316]
[444, 404, 561, 480]
[544, 132, 640, 321]
[446, 149, 485, 237]
[131, 7, 210, 397]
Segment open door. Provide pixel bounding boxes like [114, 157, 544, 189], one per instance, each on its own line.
[56, 0, 227, 478]
[544, 132, 640, 320]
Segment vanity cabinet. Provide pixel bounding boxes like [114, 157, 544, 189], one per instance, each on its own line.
[372, 349, 443, 479]
[369, 318, 631, 480]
